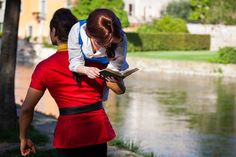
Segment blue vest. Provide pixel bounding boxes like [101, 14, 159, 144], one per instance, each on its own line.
[78, 20, 109, 65]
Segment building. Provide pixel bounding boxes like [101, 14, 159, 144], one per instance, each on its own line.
[123, 0, 173, 25]
[18, 0, 77, 43]
[0, 0, 6, 32]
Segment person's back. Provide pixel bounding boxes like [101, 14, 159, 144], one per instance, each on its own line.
[32, 49, 106, 107]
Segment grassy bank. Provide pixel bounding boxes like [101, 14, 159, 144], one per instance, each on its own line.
[128, 51, 218, 62]
[109, 137, 155, 157]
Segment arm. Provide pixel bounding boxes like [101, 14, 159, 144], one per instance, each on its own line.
[68, 22, 85, 72]
[19, 88, 44, 156]
[68, 23, 100, 79]
[106, 78, 126, 95]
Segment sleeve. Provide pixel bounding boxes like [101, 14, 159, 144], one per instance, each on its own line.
[30, 63, 46, 91]
[107, 33, 129, 71]
[68, 22, 85, 72]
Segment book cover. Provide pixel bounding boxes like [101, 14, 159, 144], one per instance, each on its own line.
[99, 68, 139, 79]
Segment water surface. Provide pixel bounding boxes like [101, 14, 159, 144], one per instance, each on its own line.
[16, 64, 236, 157]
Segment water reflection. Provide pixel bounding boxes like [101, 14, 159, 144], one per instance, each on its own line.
[16, 64, 236, 157]
[105, 72, 236, 157]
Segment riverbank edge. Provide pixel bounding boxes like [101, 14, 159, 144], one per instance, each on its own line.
[34, 45, 236, 78]
[127, 57, 236, 78]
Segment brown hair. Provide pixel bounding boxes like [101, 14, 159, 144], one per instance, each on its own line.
[85, 8, 123, 58]
[50, 8, 78, 42]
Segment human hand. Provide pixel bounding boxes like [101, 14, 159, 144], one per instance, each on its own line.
[20, 138, 36, 156]
[105, 76, 121, 83]
[85, 67, 100, 79]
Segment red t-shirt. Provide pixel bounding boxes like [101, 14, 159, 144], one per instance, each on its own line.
[30, 51, 116, 148]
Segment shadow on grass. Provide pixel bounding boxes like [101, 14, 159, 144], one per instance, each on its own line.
[0, 125, 48, 145]
[1, 149, 57, 157]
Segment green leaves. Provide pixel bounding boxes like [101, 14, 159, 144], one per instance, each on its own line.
[188, 0, 236, 25]
[137, 16, 188, 33]
[188, 0, 211, 22]
[72, 0, 129, 27]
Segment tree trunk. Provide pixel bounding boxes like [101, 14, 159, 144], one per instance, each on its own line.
[0, 0, 21, 130]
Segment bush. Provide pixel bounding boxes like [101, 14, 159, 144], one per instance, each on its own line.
[161, 0, 191, 21]
[0, 32, 2, 38]
[216, 47, 236, 64]
[137, 16, 188, 33]
[126, 32, 210, 52]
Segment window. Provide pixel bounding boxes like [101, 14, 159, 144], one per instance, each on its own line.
[40, 0, 46, 19]
[129, 4, 134, 16]
[28, 25, 33, 37]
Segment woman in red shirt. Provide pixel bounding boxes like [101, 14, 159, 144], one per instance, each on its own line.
[19, 8, 126, 157]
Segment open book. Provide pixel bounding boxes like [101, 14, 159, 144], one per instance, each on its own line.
[99, 68, 139, 79]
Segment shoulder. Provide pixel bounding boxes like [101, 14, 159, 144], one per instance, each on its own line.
[70, 20, 87, 32]
[35, 53, 58, 71]
[70, 21, 81, 33]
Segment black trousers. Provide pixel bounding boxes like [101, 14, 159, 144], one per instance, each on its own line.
[57, 143, 107, 157]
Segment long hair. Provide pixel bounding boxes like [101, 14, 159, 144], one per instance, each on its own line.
[85, 8, 123, 58]
[50, 8, 78, 42]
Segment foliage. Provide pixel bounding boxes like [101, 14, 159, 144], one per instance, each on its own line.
[0, 32, 2, 38]
[215, 47, 236, 64]
[188, 0, 211, 23]
[207, 0, 236, 25]
[72, 0, 129, 27]
[161, 0, 191, 21]
[109, 137, 155, 157]
[138, 16, 188, 33]
[126, 32, 210, 52]
[188, 0, 236, 25]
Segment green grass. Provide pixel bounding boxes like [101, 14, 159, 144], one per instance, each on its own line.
[128, 51, 219, 62]
[109, 137, 155, 157]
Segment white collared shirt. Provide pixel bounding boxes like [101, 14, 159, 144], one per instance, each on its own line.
[68, 21, 129, 72]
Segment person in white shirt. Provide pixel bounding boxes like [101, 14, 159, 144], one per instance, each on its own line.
[68, 8, 129, 80]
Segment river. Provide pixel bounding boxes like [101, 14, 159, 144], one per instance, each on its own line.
[15, 61, 236, 157]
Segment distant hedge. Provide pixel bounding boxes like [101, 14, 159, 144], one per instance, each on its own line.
[216, 47, 236, 64]
[126, 33, 210, 52]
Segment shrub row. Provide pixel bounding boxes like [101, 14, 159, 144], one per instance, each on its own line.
[216, 47, 236, 64]
[126, 32, 210, 52]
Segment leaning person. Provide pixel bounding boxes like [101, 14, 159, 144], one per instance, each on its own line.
[19, 8, 126, 157]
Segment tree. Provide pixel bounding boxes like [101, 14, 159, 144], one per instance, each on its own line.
[72, 0, 129, 27]
[0, 0, 21, 131]
[137, 16, 188, 33]
[188, 0, 211, 23]
[207, 0, 236, 25]
[161, 0, 191, 21]
[188, 0, 236, 25]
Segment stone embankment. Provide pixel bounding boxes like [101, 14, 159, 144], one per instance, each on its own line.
[128, 57, 236, 78]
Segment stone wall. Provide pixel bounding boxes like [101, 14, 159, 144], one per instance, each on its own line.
[187, 24, 236, 51]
